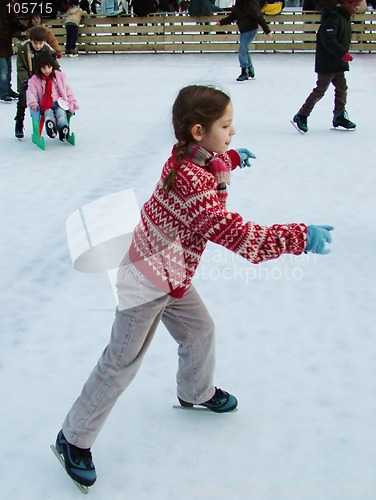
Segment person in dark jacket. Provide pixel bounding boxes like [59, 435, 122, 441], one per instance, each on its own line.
[302, 0, 322, 10]
[217, 0, 273, 81]
[131, 0, 158, 15]
[292, 0, 361, 133]
[188, 0, 213, 15]
[0, 0, 26, 102]
[159, 0, 179, 11]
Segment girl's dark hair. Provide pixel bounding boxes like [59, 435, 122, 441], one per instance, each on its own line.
[27, 12, 42, 29]
[163, 85, 230, 193]
[34, 53, 56, 78]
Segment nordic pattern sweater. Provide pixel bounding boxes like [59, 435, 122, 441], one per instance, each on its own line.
[129, 147, 307, 299]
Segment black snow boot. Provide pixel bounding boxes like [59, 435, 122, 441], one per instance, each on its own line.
[236, 68, 248, 82]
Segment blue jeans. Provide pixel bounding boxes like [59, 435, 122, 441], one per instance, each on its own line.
[238, 29, 258, 70]
[0, 57, 11, 98]
[44, 102, 69, 131]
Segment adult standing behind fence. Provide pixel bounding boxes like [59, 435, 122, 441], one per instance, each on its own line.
[0, 0, 26, 103]
[216, 0, 273, 81]
[188, 0, 213, 15]
[63, 0, 87, 57]
[131, 0, 159, 16]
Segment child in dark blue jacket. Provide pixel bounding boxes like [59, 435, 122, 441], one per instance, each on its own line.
[292, 0, 361, 133]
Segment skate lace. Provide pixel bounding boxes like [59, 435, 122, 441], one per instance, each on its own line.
[210, 387, 227, 405]
[335, 110, 350, 123]
[72, 446, 93, 466]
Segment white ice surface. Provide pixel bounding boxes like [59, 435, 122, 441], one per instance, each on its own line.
[1, 51, 376, 499]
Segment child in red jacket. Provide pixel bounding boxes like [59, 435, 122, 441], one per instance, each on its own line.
[54, 84, 334, 491]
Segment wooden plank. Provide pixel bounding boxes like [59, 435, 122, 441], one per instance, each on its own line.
[37, 10, 376, 54]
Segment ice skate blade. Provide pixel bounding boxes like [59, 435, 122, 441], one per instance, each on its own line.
[173, 405, 238, 413]
[50, 445, 90, 494]
[290, 120, 307, 134]
[331, 126, 356, 131]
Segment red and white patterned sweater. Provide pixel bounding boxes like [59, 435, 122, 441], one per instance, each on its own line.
[129, 147, 307, 298]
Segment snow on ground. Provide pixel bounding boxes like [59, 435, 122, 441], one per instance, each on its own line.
[1, 51, 376, 500]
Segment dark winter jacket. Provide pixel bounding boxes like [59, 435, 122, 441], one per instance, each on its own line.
[0, 3, 26, 58]
[315, 6, 352, 73]
[188, 0, 213, 16]
[219, 0, 270, 34]
[131, 0, 159, 16]
[302, 0, 321, 11]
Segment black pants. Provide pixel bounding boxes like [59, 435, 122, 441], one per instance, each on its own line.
[15, 89, 27, 123]
[299, 72, 348, 116]
[65, 23, 79, 54]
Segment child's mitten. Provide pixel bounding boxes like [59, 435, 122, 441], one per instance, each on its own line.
[342, 52, 353, 63]
[235, 148, 256, 168]
[305, 225, 334, 254]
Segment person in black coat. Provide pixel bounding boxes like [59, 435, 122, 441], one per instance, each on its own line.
[292, 0, 361, 132]
[188, 0, 213, 15]
[131, 0, 158, 15]
[0, 0, 26, 102]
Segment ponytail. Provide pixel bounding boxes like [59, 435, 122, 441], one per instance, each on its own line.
[162, 140, 187, 193]
[162, 169, 178, 194]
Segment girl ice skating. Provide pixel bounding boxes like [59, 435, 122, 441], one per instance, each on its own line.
[54, 84, 334, 490]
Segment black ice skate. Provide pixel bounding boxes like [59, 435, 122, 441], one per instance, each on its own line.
[176, 387, 238, 413]
[291, 113, 308, 133]
[332, 110, 356, 130]
[52, 430, 97, 492]
[15, 119, 24, 139]
[236, 68, 249, 82]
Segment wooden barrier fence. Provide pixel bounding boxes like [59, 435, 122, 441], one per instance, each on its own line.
[26, 9, 376, 54]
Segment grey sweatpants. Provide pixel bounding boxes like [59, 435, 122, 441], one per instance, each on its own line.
[62, 257, 216, 448]
[298, 71, 348, 116]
